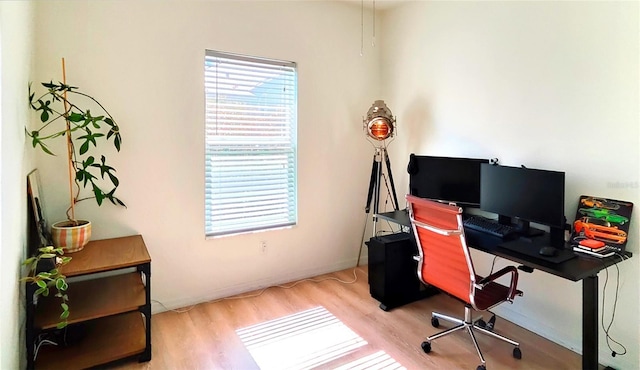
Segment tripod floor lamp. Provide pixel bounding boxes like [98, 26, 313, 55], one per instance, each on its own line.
[357, 100, 400, 266]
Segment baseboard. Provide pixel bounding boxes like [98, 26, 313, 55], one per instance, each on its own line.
[494, 305, 580, 352]
[151, 258, 359, 314]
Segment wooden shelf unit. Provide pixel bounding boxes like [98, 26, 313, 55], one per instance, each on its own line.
[26, 235, 152, 370]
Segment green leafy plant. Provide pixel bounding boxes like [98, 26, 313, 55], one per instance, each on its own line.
[26, 80, 125, 223]
[22, 246, 72, 329]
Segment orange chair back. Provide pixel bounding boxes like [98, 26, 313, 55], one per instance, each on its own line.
[406, 195, 476, 305]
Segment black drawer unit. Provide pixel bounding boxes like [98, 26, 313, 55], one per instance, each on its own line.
[367, 232, 434, 311]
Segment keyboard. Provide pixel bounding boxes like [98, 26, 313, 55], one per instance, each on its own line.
[463, 216, 518, 239]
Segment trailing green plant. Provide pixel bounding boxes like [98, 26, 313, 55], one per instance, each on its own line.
[22, 246, 72, 329]
[26, 80, 125, 223]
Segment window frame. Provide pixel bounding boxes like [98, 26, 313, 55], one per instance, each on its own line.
[204, 50, 298, 238]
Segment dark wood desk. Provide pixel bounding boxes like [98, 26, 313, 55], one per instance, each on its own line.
[378, 209, 632, 370]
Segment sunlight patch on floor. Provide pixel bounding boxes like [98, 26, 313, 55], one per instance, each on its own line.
[236, 306, 368, 369]
[333, 350, 406, 370]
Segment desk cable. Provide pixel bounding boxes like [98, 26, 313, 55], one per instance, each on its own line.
[488, 255, 499, 275]
[479, 256, 501, 331]
[601, 253, 629, 358]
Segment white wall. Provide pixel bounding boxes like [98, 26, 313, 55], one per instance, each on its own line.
[381, 2, 639, 369]
[0, 2, 34, 369]
[33, 0, 380, 313]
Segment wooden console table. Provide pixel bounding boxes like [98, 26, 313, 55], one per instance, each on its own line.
[26, 235, 152, 370]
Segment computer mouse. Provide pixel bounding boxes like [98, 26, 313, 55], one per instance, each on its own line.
[539, 246, 558, 257]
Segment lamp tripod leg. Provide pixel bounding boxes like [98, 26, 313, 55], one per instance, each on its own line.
[364, 153, 377, 214]
[383, 148, 400, 211]
[356, 212, 369, 267]
[372, 148, 383, 237]
[358, 150, 382, 266]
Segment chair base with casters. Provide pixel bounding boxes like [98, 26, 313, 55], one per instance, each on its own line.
[421, 304, 521, 370]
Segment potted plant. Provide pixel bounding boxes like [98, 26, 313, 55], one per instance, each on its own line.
[26, 61, 125, 252]
[22, 246, 72, 329]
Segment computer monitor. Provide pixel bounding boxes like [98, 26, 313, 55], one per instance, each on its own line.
[408, 155, 490, 207]
[480, 163, 565, 238]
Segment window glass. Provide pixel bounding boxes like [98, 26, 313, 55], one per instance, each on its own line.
[204, 50, 297, 237]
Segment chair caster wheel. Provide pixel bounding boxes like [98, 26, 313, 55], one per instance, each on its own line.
[476, 365, 486, 370]
[421, 341, 431, 353]
[513, 347, 522, 359]
[475, 319, 486, 328]
[431, 317, 439, 328]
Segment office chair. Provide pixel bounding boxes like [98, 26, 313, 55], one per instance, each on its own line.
[406, 195, 523, 370]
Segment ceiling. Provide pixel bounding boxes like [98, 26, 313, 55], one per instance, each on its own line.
[340, 0, 408, 11]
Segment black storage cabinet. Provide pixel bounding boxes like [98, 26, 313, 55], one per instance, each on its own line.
[367, 232, 424, 311]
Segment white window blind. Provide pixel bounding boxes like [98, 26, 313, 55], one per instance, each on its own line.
[204, 50, 297, 237]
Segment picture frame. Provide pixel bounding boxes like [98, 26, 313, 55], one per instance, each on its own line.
[570, 195, 633, 252]
[27, 169, 53, 250]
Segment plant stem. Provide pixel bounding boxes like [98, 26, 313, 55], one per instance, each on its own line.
[62, 58, 76, 221]
[68, 90, 116, 120]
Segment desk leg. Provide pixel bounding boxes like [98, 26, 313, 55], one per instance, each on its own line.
[583, 275, 598, 370]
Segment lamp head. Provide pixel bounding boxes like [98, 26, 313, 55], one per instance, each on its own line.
[363, 100, 395, 141]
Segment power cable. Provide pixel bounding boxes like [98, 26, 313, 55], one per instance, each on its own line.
[601, 254, 628, 358]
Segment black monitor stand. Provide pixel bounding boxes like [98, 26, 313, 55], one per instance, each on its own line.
[498, 215, 544, 238]
[514, 218, 545, 237]
[498, 230, 575, 264]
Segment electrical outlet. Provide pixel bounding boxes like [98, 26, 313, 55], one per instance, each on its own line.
[260, 241, 268, 254]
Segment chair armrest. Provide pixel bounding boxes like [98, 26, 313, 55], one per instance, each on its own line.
[477, 266, 520, 301]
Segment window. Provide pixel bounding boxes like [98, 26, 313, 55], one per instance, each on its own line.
[204, 50, 297, 237]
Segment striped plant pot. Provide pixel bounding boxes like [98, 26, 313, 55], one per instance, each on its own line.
[51, 220, 92, 253]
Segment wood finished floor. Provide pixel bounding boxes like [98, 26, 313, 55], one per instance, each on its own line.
[113, 266, 583, 370]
